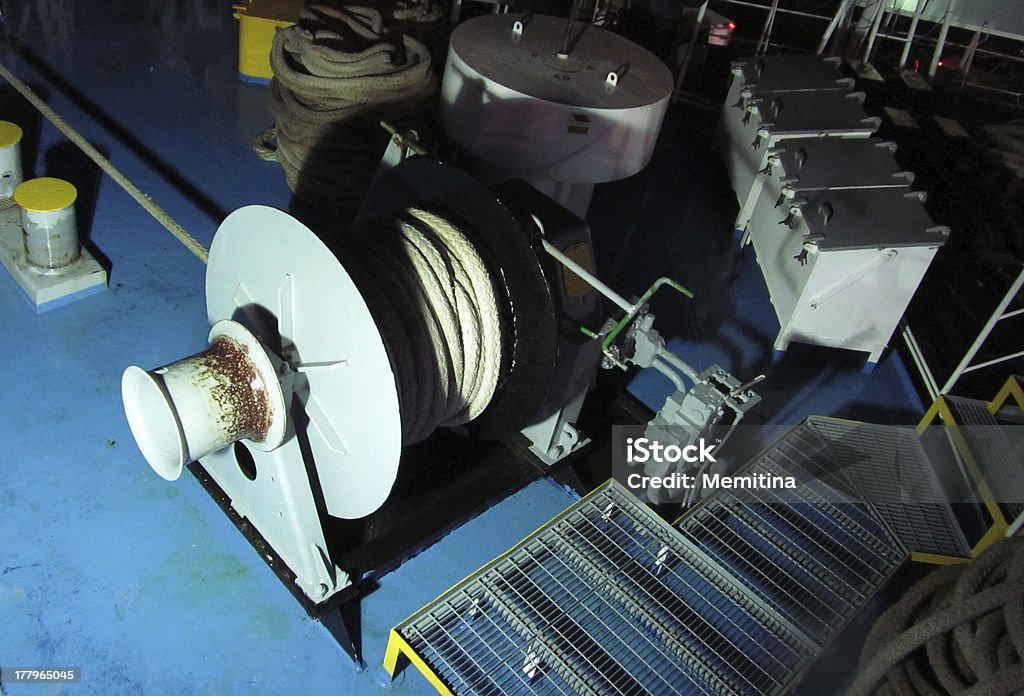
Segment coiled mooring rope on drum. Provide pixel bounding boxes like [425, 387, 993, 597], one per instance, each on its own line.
[337, 208, 503, 444]
[847, 537, 1024, 696]
[256, 4, 437, 209]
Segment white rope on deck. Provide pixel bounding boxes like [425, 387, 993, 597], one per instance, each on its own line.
[0, 59, 210, 264]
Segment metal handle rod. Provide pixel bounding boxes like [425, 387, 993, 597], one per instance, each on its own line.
[538, 218, 698, 385]
[807, 250, 898, 309]
[541, 236, 633, 313]
[380, 121, 428, 156]
[559, 0, 584, 57]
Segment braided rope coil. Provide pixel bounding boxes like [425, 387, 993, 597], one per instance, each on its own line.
[849, 537, 1024, 696]
[259, 4, 437, 205]
[339, 208, 504, 444]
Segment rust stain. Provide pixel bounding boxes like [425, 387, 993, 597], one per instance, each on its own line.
[196, 337, 273, 443]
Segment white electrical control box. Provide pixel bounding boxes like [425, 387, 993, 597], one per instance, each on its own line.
[725, 54, 850, 101]
[724, 89, 882, 234]
[746, 187, 949, 367]
[721, 54, 854, 194]
[722, 55, 854, 144]
[767, 137, 911, 192]
[746, 137, 915, 245]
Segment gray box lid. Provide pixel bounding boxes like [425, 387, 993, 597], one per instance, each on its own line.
[732, 54, 851, 93]
[794, 188, 950, 250]
[753, 90, 880, 139]
[773, 138, 914, 190]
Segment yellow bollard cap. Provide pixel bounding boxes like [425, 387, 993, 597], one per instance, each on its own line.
[0, 121, 23, 148]
[14, 177, 78, 212]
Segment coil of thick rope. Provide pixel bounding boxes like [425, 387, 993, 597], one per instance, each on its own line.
[333, 207, 504, 445]
[847, 537, 1024, 696]
[255, 3, 438, 212]
[389, 0, 444, 23]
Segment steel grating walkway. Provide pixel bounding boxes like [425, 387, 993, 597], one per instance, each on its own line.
[386, 481, 820, 695]
[801, 418, 971, 559]
[943, 395, 1024, 532]
[676, 417, 969, 664]
[385, 417, 971, 695]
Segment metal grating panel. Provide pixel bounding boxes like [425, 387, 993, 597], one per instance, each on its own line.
[944, 396, 1024, 526]
[390, 416, 970, 694]
[677, 421, 906, 648]
[805, 418, 971, 558]
[394, 481, 814, 695]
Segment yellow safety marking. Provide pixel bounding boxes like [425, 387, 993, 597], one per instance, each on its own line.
[384, 629, 454, 696]
[988, 375, 1024, 414]
[385, 482, 621, 693]
[971, 522, 1011, 557]
[909, 551, 970, 566]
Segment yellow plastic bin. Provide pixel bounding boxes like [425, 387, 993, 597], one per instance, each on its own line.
[233, 0, 304, 82]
